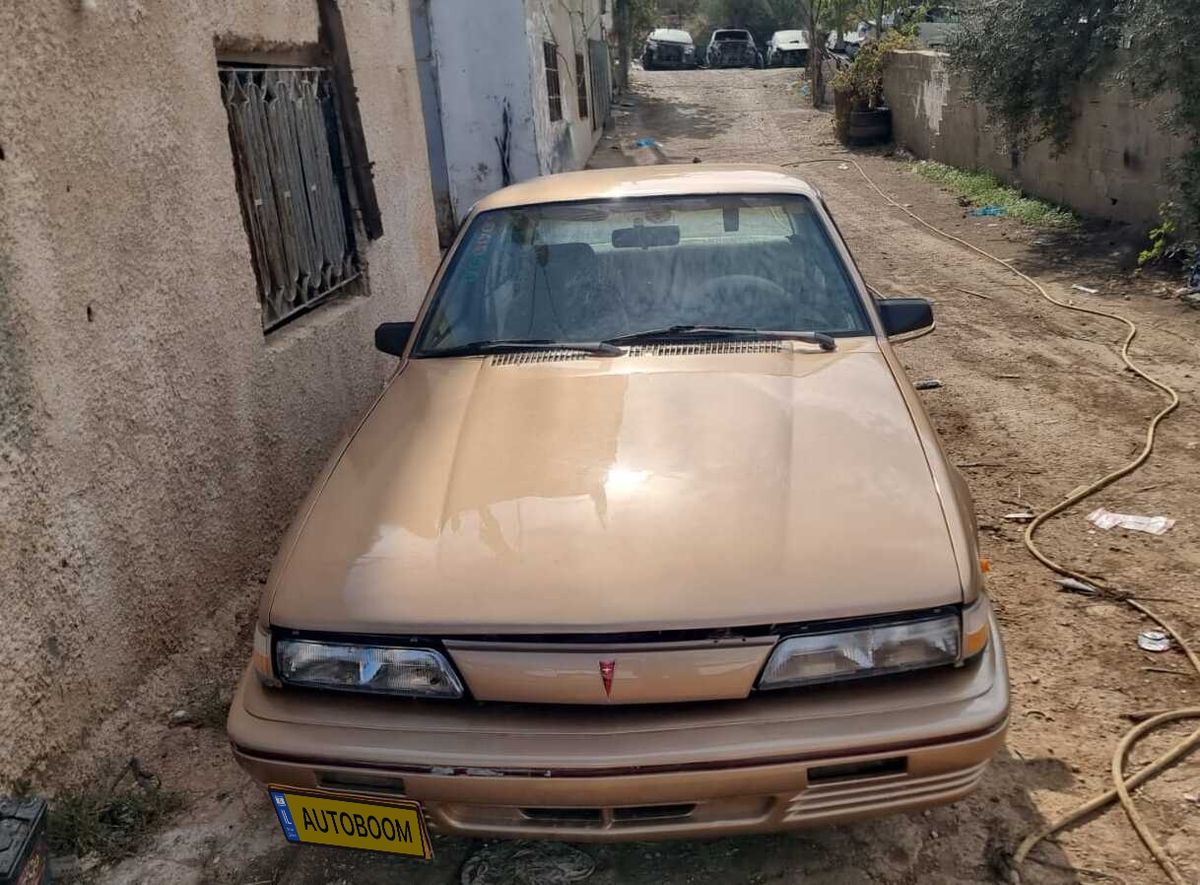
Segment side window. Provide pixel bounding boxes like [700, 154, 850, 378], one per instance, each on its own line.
[544, 42, 562, 122]
[220, 66, 364, 332]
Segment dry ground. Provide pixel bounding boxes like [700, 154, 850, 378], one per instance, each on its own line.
[59, 67, 1200, 884]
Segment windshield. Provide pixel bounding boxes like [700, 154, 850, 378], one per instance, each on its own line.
[413, 194, 870, 356]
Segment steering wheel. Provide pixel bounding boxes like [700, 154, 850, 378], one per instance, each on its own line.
[684, 274, 796, 329]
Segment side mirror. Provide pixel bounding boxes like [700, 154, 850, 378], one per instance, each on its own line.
[375, 322, 414, 357]
[877, 298, 934, 339]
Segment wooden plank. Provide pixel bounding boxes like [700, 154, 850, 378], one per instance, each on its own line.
[318, 0, 383, 241]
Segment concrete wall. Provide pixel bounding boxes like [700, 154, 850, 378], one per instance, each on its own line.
[427, 1, 541, 222]
[422, 0, 607, 224]
[525, 0, 607, 178]
[884, 49, 1190, 227]
[0, 0, 439, 782]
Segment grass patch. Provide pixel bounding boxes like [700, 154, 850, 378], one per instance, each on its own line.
[913, 160, 1077, 228]
[49, 759, 184, 863]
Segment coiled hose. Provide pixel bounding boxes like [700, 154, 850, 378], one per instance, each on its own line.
[785, 157, 1196, 883]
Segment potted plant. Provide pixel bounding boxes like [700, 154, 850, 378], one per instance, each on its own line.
[832, 31, 912, 145]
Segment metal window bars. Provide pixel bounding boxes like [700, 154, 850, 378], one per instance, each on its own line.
[575, 52, 589, 119]
[544, 42, 562, 122]
[588, 39, 611, 131]
[220, 66, 361, 331]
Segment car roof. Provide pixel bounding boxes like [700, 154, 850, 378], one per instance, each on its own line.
[649, 28, 692, 43]
[712, 28, 751, 36]
[473, 165, 821, 212]
[772, 30, 806, 39]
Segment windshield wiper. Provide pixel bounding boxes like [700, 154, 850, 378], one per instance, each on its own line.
[418, 338, 623, 358]
[604, 325, 837, 352]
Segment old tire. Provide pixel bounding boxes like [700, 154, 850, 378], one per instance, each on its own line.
[847, 107, 892, 145]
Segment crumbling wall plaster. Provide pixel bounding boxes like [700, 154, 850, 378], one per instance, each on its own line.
[0, 0, 439, 782]
[884, 49, 1188, 227]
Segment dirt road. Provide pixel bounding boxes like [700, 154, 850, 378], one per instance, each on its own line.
[92, 67, 1200, 884]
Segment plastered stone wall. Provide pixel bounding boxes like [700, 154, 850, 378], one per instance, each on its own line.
[883, 49, 1189, 227]
[0, 0, 439, 781]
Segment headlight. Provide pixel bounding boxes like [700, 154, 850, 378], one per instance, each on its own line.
[757, 612, 962, 690]
[276, 638, 464, 698]
[252, 625, 280, 687]
[962, 596, 992, 658]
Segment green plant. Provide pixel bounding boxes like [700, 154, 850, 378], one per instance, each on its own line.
[913, 161, 1078, 228]
[832, 30, 914, 110]
[949, 0, 1200, 238]
[1139, 218, 1176, 266]
[895, 2, 933, 37]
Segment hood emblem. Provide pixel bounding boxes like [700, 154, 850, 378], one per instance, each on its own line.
[599, 660, 616, 696]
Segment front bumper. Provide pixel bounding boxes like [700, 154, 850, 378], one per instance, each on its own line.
[230, 618, 1008, 841]
[708, 47, 757, 67]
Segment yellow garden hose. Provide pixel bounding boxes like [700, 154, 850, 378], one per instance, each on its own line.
[785, 156, 1194, 882]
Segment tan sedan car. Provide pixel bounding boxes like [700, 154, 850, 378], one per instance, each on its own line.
[229, 165, 1008, 858]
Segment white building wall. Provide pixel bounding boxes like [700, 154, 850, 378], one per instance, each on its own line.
[524, 0, 607, 176]
[428, 1, 541, 220]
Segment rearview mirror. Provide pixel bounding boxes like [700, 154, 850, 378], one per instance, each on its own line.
[612, 225, 681, 248]
[375, 322, 414, 357]
[877, 298, 934, 339]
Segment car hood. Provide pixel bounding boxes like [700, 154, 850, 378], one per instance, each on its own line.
[268, 340, 962, 635]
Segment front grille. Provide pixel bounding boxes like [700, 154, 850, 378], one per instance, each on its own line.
[783, 760, 987, 823]
[519, 804, 696, 826]
[520, 807, 603, 824]
[612, 803, 696, 822]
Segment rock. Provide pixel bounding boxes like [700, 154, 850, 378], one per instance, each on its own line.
[168, 708, 194, 727]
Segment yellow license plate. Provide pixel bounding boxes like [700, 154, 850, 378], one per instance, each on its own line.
[268, 786, 432, 859]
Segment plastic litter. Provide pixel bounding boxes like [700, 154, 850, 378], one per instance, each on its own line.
[634, 137, 659, 148]
[1004, 512, 1036, 522]
[971, 206, 1006, 217]
[914, 379, 943, 390]
[1071, 284, 1099, 295]
[462, 841, 595, 885]
[1087, 507, 1175, 535]
[1137, 630, 1172, 653]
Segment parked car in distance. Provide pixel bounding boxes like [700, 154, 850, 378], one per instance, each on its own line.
[642, 28, 697, 69]
[827, 20, 874, 59]
[894, 4, 962, 49]
[229, 165, 1009, 855]
[705, 28, 763, 68]
[766, 29, 809, 67]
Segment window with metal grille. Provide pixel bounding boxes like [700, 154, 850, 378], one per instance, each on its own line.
[575, 52, 589, 119]
[544, 42, 562, 122]
[219, 66, 362, 332]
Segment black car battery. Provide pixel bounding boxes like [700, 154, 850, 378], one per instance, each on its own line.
[0, 798, 48, 885]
